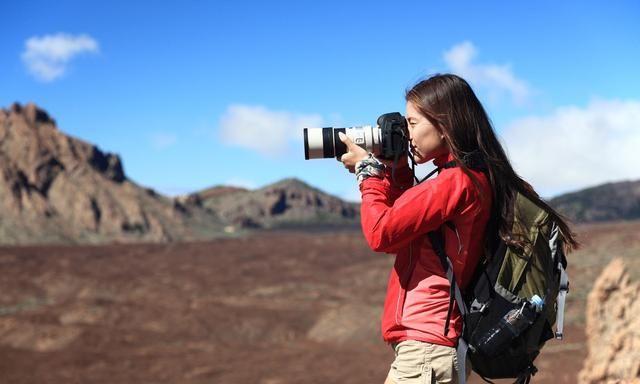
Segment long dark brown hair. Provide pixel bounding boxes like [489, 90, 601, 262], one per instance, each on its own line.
[406, 73, 578, 252]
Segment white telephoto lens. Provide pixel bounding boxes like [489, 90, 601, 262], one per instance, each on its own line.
[303, 125, 383, 160]
[304, 127, 329, 159]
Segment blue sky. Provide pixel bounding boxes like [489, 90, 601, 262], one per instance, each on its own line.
[2, 1, 639, 201]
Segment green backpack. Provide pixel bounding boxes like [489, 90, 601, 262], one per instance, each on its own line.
[428, 192, 569, 384]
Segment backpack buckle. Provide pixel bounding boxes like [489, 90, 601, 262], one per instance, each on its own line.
[470, 300, 490, 315]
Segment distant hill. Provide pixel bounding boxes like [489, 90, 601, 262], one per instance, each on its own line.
[550, 180, 640, 223]
[183, 178, 359, 230]
[0, 103, 358, 244]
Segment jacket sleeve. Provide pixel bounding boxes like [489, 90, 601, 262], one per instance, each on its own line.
[378, 161, 415, 204]
[359, 169, 472, 253]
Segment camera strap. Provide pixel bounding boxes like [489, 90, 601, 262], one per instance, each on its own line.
[390, 151, 403, 186]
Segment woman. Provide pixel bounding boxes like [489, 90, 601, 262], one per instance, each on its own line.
[339, 74, 577, 384]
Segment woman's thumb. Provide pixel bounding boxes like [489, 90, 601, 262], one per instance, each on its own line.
[338, 132, 352, 146]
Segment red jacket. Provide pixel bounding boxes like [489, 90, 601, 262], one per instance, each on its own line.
[359, 153, 492, 347]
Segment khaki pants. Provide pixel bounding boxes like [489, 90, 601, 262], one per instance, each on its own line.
[385, 340, 469, 384]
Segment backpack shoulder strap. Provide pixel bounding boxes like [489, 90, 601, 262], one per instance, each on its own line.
[549, 221, 570, 339]
[428, 222, 471, 384]
[427, 223, 469, 328]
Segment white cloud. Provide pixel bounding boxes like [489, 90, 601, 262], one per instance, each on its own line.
[21, 33, 99, 82]
[219, 104, 323, 156]
[503, 99, 640, 197]
[443, 41, 531, 105]
[149, 132, 177, 150]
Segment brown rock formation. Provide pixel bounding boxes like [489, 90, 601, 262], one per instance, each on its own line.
[0, 103, 224, 243]
[579, 258, 640, 384]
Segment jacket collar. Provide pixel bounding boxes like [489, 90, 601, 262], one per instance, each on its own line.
[433, 152, 455, 168]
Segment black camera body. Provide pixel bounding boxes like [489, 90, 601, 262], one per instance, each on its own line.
[377, 112, 409, 161]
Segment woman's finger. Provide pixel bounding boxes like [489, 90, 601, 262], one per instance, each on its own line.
[338, 132, 357, 150]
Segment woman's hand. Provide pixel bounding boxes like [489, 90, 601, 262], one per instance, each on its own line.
[338, 132, 368, 173]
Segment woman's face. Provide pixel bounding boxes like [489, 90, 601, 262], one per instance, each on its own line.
[405, 101, 448, 163]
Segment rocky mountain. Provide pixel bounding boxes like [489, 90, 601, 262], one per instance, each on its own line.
[0, 103, 359, 244]
[550, 180, 640, 223]
[183, 178, 359, 230]
[0, 103, 228, 244]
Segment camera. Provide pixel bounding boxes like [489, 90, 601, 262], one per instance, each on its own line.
[303, 112, 409, 161]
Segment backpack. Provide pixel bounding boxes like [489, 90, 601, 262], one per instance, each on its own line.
[427, 191, 570, 384]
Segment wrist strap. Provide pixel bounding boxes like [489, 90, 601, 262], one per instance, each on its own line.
[355, 153, 385, 185]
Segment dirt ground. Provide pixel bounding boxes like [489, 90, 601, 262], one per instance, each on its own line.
[1, 221, 638, 383]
